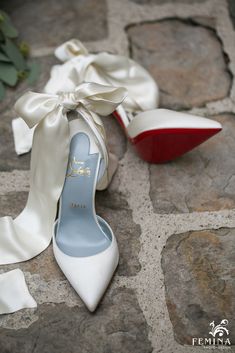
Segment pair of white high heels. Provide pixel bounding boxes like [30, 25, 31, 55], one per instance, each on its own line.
[2, 39, 222, 313]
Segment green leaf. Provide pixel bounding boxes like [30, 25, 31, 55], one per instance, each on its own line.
[0, 10, 18, 38]
[0, 50, 10, 62]
[1, 38, 27, 71]
[27, 61, 40, 85]
[0, 62, 18, 86]
[0, 81, 5, 100]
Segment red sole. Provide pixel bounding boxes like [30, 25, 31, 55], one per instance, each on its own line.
[113, 111, 221, 163]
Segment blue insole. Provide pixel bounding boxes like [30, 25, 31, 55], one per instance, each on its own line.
[56, 133, 111, 257]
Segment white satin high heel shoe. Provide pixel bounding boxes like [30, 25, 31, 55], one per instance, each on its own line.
[1, 83, 126, 313]
[53, 117, 119, 312]
[44, 39, 222, 164]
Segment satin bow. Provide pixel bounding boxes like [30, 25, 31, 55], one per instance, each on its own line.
[45, 38, 159, 112]
[0, 83, 126, 265]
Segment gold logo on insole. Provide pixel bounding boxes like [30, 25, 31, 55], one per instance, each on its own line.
[66, 157, 91, 178]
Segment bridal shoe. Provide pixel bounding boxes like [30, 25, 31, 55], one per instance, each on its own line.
[113, 107, 222, 163]
[0, 83, 126, 313]
[43, 39, 222, 163]
[54, 117, 119, 312]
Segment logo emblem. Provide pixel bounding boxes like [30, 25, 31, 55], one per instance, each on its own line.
[66, 157, 91, 178]
[192, 319, 231, 347]
[209, 319, 229, 338]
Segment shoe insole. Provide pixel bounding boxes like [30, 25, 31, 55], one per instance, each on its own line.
[56, 133, 111, 257]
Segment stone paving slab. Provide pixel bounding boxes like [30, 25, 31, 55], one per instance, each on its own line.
[0, 288, 152, 353]
[0, 191, 28, 217]
[162, 227, 235, 345]
[0, 0, 108, 50]
[128, 19, 231, 110]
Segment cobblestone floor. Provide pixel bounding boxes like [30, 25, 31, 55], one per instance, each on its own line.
[0, 0, 235, 352]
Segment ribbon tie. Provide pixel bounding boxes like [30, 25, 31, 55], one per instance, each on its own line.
[45, 39, 159, 112]
[0, 83, 126, 266]
[16, 82, 127, 127]
[58, 92, 79, 110]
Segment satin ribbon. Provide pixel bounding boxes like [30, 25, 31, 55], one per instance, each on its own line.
[45, 38, 159, 112]
[0, 83, 126, 266]
[0, 269, 37, 314]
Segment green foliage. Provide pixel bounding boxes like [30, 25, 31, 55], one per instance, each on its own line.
[0, 10, 40, 100]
